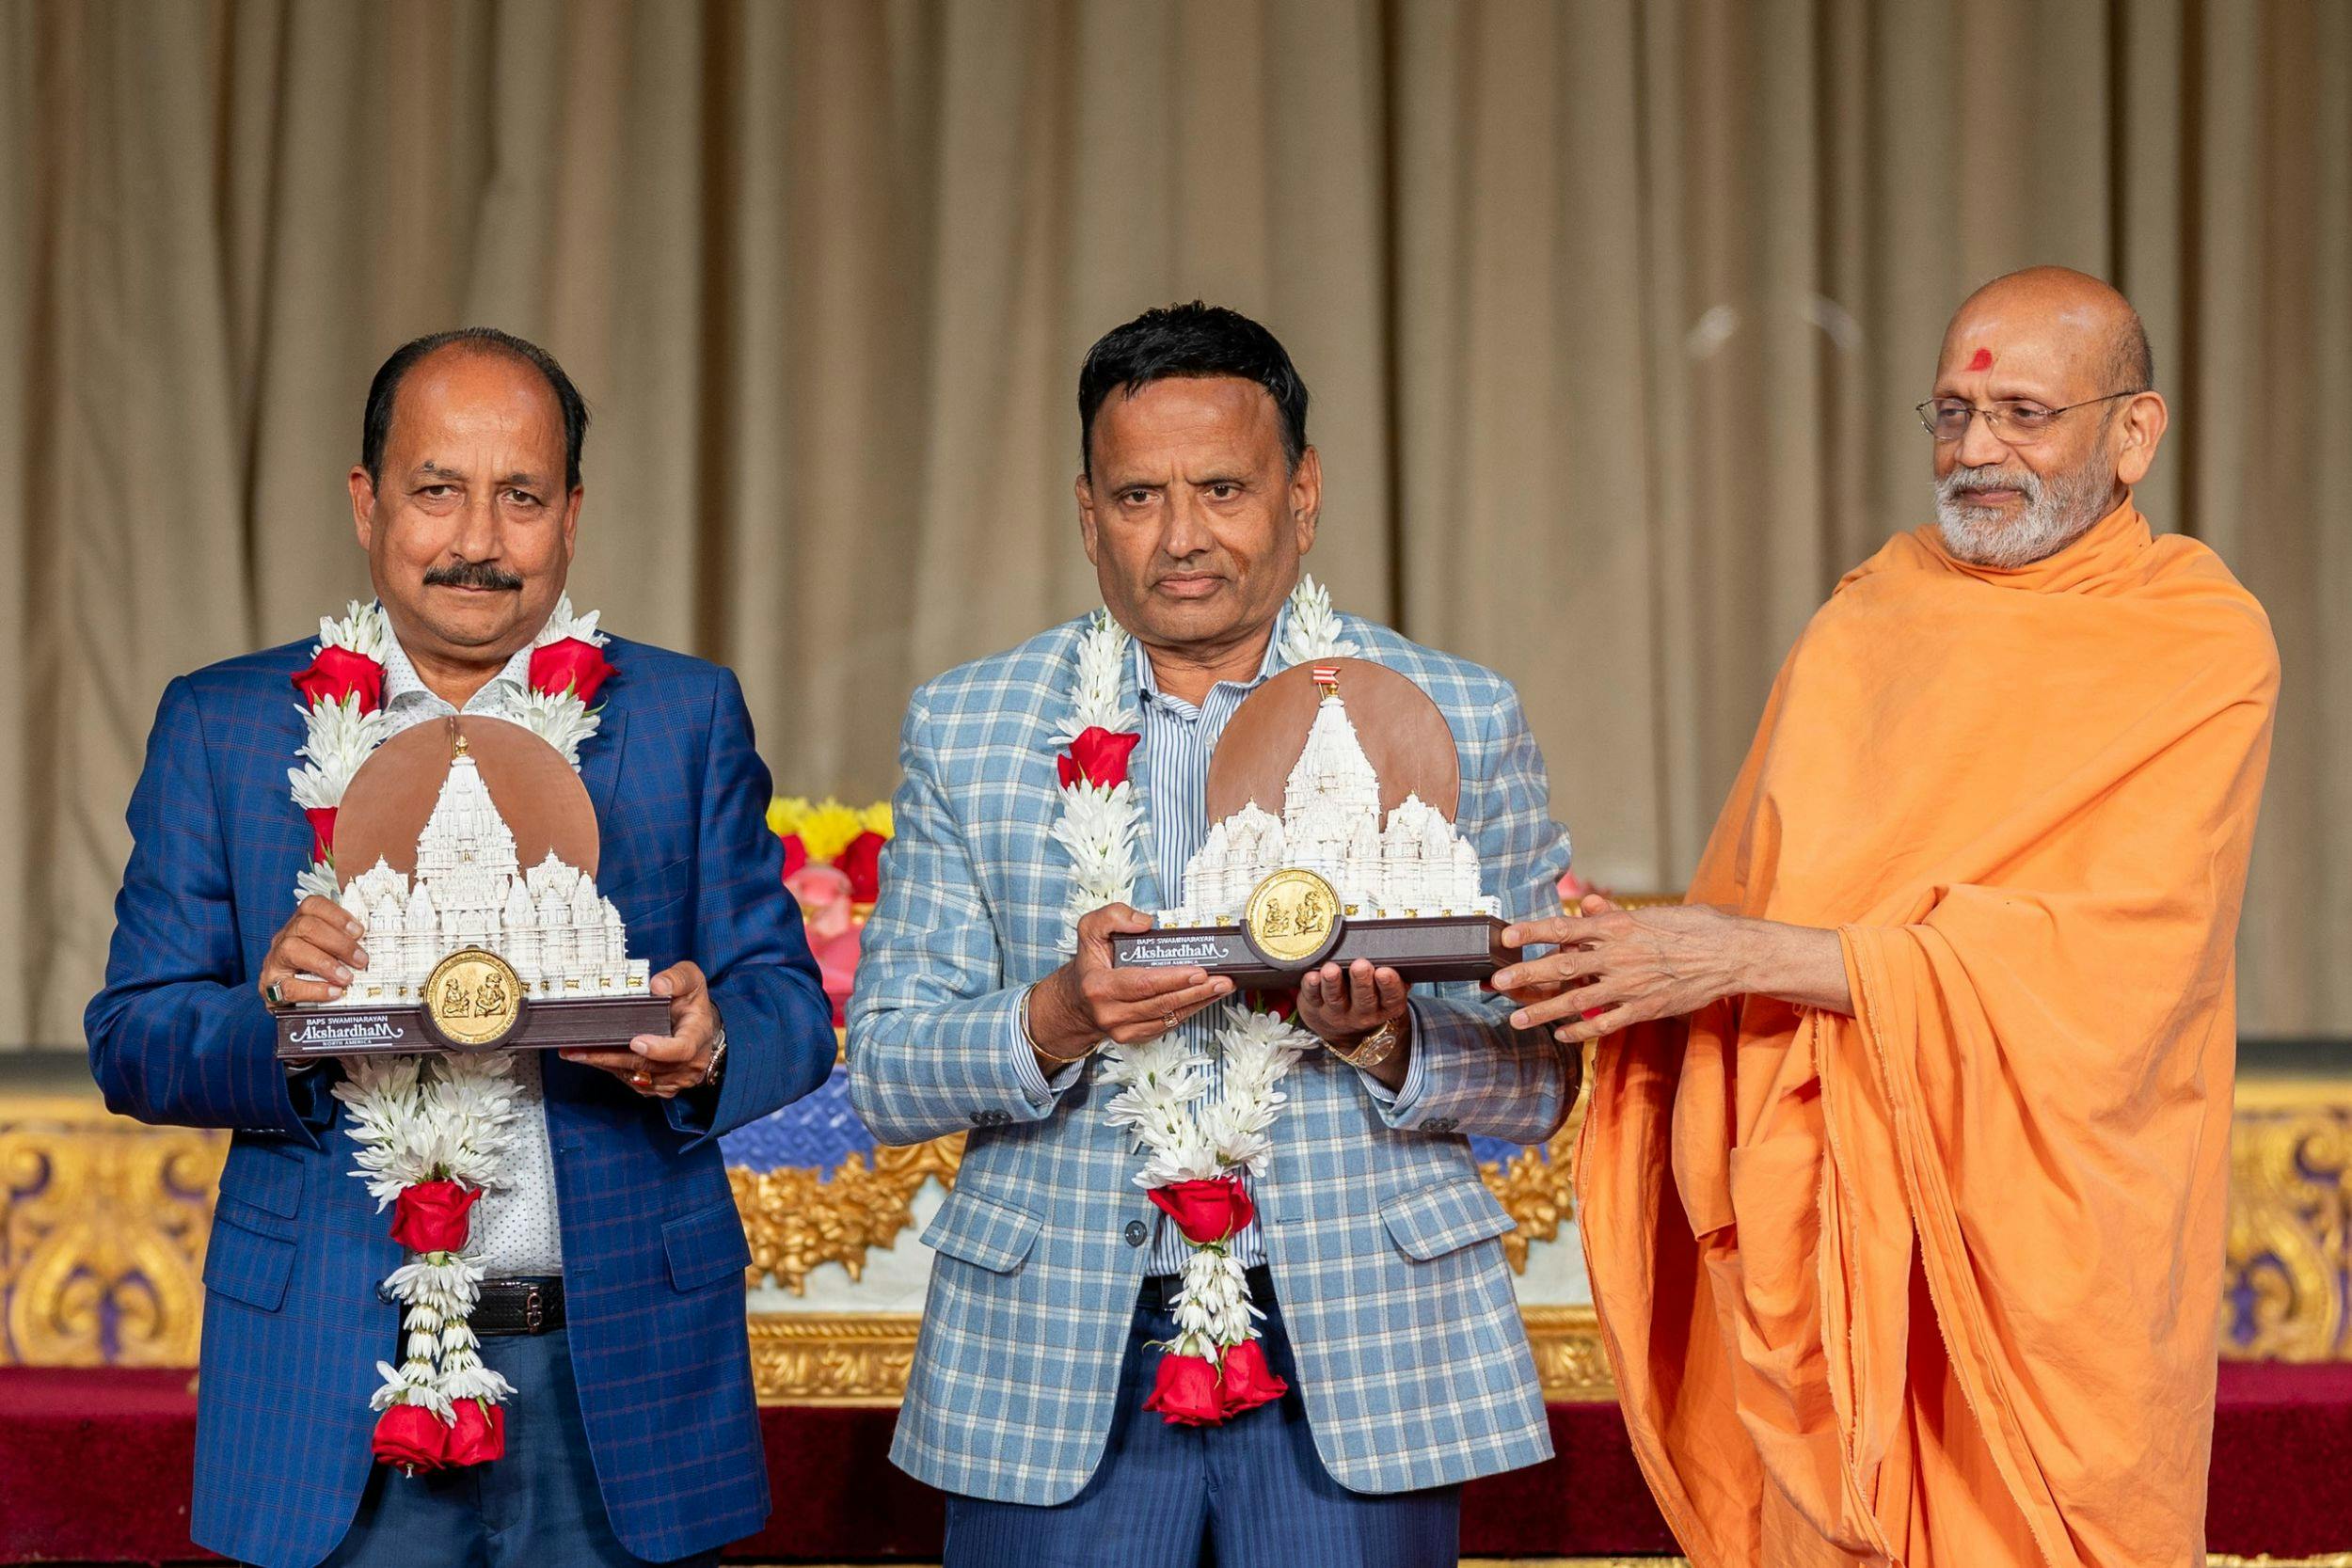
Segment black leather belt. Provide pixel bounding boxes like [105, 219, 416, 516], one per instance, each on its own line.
[1139, 1265, 1273, 1312]
[472, 1276, 565, 1336]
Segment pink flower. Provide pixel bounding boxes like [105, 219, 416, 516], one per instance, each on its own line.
[787, 862, 856, 942]
[811, 925, 863, 1029]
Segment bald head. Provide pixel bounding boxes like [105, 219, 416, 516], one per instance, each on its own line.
[1928, 268, 2169, 568]
[1941, 266, 2151, 400]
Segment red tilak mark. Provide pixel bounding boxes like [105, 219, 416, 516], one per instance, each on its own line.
[1967, 347, 1994, 371]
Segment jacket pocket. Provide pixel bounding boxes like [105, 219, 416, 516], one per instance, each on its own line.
[662, 1200, 754, 1293]
[1379, 1178, 1518, 1261]
[919, 1189, 1041, 1275]
[202, 1208, 295, 1312]
[218, 1139, 306, 1220]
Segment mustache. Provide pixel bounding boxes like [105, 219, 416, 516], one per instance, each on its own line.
[421, 561, 524, 592]
[1937, 464, 2041, 506]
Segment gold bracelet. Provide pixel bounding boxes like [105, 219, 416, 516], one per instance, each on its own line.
[1326, 1016, 1402, 1070]
[1024, 983, 1095, 1064]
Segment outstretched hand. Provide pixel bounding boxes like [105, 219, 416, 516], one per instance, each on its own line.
[1493, 898, 1749, 1046]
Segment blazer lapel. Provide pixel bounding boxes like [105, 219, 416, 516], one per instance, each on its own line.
[1118, 641, 1165, 916]
[579, 707, 629, 849]
[1037, 622, 1163, 928]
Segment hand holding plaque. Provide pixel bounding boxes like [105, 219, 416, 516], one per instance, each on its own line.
[271, 716, 669, 1060]
[1112, 660, 1520, 987]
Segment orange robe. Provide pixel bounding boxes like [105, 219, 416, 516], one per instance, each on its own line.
[1579, 500, 2278, 1567]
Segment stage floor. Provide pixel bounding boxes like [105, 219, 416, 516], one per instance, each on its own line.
[6, 1364, 2350, 1565]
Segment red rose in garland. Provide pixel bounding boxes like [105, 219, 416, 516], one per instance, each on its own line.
[1061, 579, 1348, 1430]
[1216, 1338, 1288, 1417]
[371, 1402, 450, 1473]
[1258, 987, 1299, 1022]
[834, 829, 886, 903]
[1148, 1177, 1256, 1245]
[291, 644, 386, 714]
[779, 832, 809, 881]
[529, 637, 614, 705]
[1057, 725, 1140, 790]
[444, 1399, 506, 1466]
[389, 1179, 482, 1255]
[288, 596, 617, 1471]
[1143, 1352, 1225, 1426]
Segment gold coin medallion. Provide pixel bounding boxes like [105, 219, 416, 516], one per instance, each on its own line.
[423, 947, 526, 1049]
[1243, 867, 1343, 967]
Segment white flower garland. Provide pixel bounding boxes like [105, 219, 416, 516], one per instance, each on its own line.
[335, 1054, 523, 1422]
[1058, 576, 1358, 1366]
[289, 594, 609, 1452]
[1047, 608, 1145, 928]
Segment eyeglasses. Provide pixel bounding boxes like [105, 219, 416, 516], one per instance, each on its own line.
[1914, 390, 2145, 443]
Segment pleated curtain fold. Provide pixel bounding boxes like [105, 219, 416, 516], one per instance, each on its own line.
[2, 0, 2344, 1046]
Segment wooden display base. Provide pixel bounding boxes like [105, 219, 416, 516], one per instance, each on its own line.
[1113, 913, 1516, 989]
[274, 993, 672, 1060]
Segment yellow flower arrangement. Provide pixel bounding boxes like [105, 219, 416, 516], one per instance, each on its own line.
[768, 796, 894, 861]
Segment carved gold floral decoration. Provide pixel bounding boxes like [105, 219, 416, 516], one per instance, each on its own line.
[731, 1135, 963, 1295]
[8, 1073, 2350, 1411]
[0, 1097, 225, 1367]
[2223, 1091, 2352, 1359]
[745, 1313, 922, 1406]
[740, 1307, 1615, 1404]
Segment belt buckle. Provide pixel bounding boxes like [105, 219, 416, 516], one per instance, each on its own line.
[524, 1283, 545, 1335]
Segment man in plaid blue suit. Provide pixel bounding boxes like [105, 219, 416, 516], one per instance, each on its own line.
[86, 330, 835, 1567]
[849, 304, 1577, 1566]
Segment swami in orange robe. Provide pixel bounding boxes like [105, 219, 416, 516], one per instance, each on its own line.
[1495, 268, 2278, 1567]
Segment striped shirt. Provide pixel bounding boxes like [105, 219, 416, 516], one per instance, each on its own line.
[1013, 609, 1425, 1275]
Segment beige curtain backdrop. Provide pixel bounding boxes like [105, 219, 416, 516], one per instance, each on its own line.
[2, 0, 2344, 1048]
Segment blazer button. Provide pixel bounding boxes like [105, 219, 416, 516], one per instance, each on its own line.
[1425, 1116, 1459, 1133]
[1123, 1220, 1149, 1247]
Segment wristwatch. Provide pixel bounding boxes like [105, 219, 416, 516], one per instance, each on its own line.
[701, 1027, 729, 1088]
[1327, 1016, 1403, 1070]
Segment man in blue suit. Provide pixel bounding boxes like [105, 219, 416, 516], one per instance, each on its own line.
[87, 328, 836, 1567]
[850, 304, 1577, 1566]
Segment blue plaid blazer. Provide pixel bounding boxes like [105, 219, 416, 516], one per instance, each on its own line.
[86, 634, 835, 1568]
[847, 611, 1575, 1505]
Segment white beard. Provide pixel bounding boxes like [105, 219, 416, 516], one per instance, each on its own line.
[1934, 457, 2117, 568]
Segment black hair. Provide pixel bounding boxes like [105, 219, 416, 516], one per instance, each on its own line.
[361, 327, 589, 491]
[1077, 302, 1309, 477]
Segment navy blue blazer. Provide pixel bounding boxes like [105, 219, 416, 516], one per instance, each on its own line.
[87, 633, 835, 1568]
